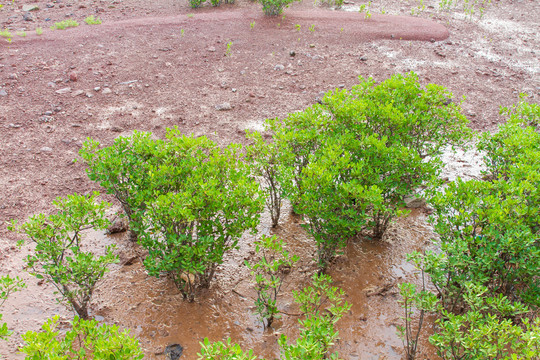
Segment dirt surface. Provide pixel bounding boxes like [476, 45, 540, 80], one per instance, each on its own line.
[0, 0, 539, 358]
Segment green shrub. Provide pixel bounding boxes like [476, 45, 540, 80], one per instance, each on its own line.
[20, 315, 144, 359]
[267, 73, 471, 268]
[246, 235, 298, 327]
[80, 131, 164, 232]
[429, 283, 539, 360]
[10, 193, 118, 319]
[278, 274, 350, 359]
[189, 0, 205, 8]
[50, 19, 79, 30]
[84, 15, 102, 25]
[133, 129, 263, 300]
[259, 0, 300, 16]
[198, 338, 258, 360]
[0, 275, 25, 340]
[245, 131, 289, 227]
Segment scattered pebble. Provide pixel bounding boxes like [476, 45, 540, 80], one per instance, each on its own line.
[274, 64, 285, 71]
[55, 87, 71, 95]
[215, 102, 232, 111]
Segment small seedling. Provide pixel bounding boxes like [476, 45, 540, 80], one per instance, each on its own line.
[294, 24, 301, 32]
[180, 28, 185, 37]
[225, 41, 233, 56]
[309, 24, 315, 32]
[16, 31, 26, 37]
[277, 23, 281, 28]
[187, 13, 194, 18]
[35, 27, 43, 35]
[50, 19, 79, 30]
[84, 15, 102, 25]
[0, 29, 12, 42]
[250, 21, 255, 30]
[340, 27, 344, 32]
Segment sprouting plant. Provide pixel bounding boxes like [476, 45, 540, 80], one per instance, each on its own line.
[294, 23, 301, 32]
[250, 21, 256, 30]
[50, 19, 79, 30]
[340, 27, 344, 32]
[35, 27, 43, 35]
[0, 275, 26, 340]
[180, 28, 185, 37]
[187, 13, 195, 17]
[277, 23, 281, 28]
[309, 24, 315, 32]
[225, 41, 233, 56]
[84, 15, 102, 25]
[0, 29, 12, 42]
[246, 235, 299, 327]
[16, 31, 26, 37]
[359, 1, 372, 18]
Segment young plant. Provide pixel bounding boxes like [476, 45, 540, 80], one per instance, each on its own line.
[246, 235, 299, 327]
[278, 274, 351, 359]
[397, 277, 438, 360]
[35, 27, 43, 35]
[294, 23, 301, 32]
[198, 338, 258, 360]
[246, 131, 288, 227]
[0, 275, 26, 340]
[10, 193, 118, 319]
[50, 19, 79, 30]
[84, 15, 102, 25]
[225, 41, 233, 56]
[16, 31, 26, 37]
[309, 24, 315, 32]
[20, 315, 144, 359]
[187, 13, 195, 17]
[0, 29, 12, 42]
[210, 0, 221, 7]
[250, 21, 256, 30]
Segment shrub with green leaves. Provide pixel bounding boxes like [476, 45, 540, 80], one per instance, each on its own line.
[84, 15, 102, 25]
[267, 72, 470, 268]
[245, 131, 289, 228]
[397, 279, 438, 360]
[0, 275, 25, 340]
[10, 193, 118, 319]
[246, 235, 299, 327]
[80, 131, 164, 228]
[50, 19, 79, 30]
[198, 338, 258, 360]
[134, 129, 264, 300]
[278, 274, 351, 359]
[429, 283, 540, 360]
[259, 0, 300, 16]
[20, 315, 144, 359]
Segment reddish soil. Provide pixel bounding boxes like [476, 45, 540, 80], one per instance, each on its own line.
[0, 0, 538, 358]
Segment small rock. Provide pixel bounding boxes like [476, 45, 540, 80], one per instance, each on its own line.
[430, 38, 436, 43]
[231, 88, 237, 92]
[289, 50, 296, 57]
[40, 147, 53, 153]
[107, 217, 129, 234]
[215, 102, 232, 111]
[94, 87, 101, 92]
[274, 64, 285, 71]
[164, 344, 183, 360]
[69, 72, 78, 82]
[207, 46, 216, 52]
[47, 82, 56, 88]
[309, 44, 315, 48]
[23, 12, 34, 21]
[71, 90, 84, 97]
[22, 4, 40, 11]
[0, 89, 7, 97]
[55, 87, 71, 94]
[359, 56, 368, 61]
[44, 111, 53, 116]
[8, 73, 18, 80]
[404, 196, 426, 209]
[46, 3, 55, 8]
[102, 88, 112, 94]
[338, 84, 345, 89]
[39, 115, 54, 123]
[8, 123, 22, 128]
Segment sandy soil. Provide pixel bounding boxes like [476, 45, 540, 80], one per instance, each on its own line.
[0, 0, 538, 358]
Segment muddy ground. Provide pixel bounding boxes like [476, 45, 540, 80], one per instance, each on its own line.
[0, 0, 538, 358]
